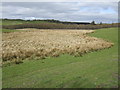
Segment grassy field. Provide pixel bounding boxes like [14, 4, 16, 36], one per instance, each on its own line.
[1, 19, 50, 25]
[0, 29, 22, 33]
[2, 28, 118, 88]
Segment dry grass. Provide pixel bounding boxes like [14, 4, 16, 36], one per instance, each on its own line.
[2, 29, 114, 63]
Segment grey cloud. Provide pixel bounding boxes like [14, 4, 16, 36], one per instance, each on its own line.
[2, 2, 118, 23]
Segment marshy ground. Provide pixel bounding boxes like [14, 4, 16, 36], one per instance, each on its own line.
[2, 29, 113, 64]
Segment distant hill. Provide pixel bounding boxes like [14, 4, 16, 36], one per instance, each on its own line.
[1, 18, 91, 25]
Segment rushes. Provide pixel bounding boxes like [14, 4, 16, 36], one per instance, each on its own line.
[2, 29, 114, 63]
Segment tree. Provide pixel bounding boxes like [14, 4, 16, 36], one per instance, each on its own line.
[91, 21, 95, 25]
[100, 22, 102, 25]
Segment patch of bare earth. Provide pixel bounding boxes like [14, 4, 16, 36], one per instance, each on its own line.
[2, 29, 114, 63]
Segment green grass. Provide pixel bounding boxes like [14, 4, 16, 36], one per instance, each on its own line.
[1, 21, 25, 25]
[1, 20, 52, 25]
[0, 29, 22, 33]
[2, 28, 118, 88]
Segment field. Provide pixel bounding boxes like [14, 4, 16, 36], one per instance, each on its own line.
[0, 19, 50, 25]
[2, 27, 118, 88]
[2, 19, 119, 30]
[2, 29, 113, 64]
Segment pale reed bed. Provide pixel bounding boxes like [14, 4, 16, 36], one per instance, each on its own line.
[2, 29, 114, 64]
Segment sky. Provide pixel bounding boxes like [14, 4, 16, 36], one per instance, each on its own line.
[1, 2, 119, 23]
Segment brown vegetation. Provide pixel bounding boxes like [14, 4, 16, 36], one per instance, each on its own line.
[2, 23, 119, 30]
[2, 29, 114, 64]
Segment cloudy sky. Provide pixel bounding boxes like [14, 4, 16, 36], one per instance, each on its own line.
[2, 2, 119, 23]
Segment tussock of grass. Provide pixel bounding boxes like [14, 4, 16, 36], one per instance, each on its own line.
[2, 29, 114, 64]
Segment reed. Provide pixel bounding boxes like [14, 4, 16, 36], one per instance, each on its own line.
[2, 29, 114, 63]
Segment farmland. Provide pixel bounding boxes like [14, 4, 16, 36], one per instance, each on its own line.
[2, 19, 119, 30]
[2, 27, 118, 88]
